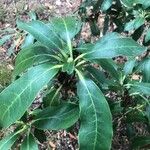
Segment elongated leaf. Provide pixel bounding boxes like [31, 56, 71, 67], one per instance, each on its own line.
[101, 0, 112, 11]
[81, 32, 146, 59]
[21, 34, 34, 48]
[124, 59, 136, 75]
[33, 103, 79, 130]
[145, 28, 150, 43]
[124, 17, 145, 32]
[120, 0, 134, 7]
[17, 20, 63, 51]
[0, 63, 59, 128]
[85, 66, 107, 86]
[21, 133, 38, 150]
[131, 136, 150, 149]
[13, 44, 56, 77]
[49, 16, 81, 55]
[43, 87, 61, 107]
[96, 59, 121, 81]
[0, 132, 19, 150]
[130, 82, 150, 96]
[77, 71, 113, 150]
[49, 16, 81, 42]
[136, 58, 150, 82]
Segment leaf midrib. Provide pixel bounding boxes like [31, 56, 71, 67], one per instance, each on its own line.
[16, 53, 52, 68]
[1, 66, 57, 121]
[21, 21, 62, 51]
[78, 71, 98, 150]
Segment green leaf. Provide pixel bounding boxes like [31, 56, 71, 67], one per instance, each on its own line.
[77, 71, 113, 150]
[13, 44, 56, 78]
[49, 16, 81, 56]
[126, 109, 147, 123]
[124, 17, 145, 31]
[145, 28, 150, 43]
[85, 66, 107, 86]
[131, 136, 150, 149]
[17, 20, 63, 51]
[0, 35, 12, 46]
[101, 0, 112, 11]
[21, 34, 35, 49]
[124, 59, 136, 75]
[120, 0, 134, 7]
[28, 11, 37, 21]
[81, 32, 146, 59]
[96, 59, 121, 81]
[0, 63, 59, 128]
[130, 82, 150, 96]
[43, 86, 61, 107]
[33, 103, 79, 130]
[136, 58, 150, 82]
[49, 16, 81, 42]
[135, 0, 150, 8]
[62, 58, 75, 74]
[21, 133, 38, 150]
[0, 132, 19, 150]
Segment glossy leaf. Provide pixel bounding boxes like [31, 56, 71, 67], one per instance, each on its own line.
[85, 66, 107, 86]
[33, 103, 79, 130]
[21, 34, 34, 48]
[13, 44, 56, 77]
[124, 59, 136, 75]
[145, 28, 150, 43]
[81, 32, 146, 59]
[96, 59, 121, 81]
[49, 16, 81, 56]
[77, 71, 113, 150]
[124, 17, 145, 32]
[0, 132, 19, 150]
[62, 58, 75, 74]
[21, 133, 38, 150]
[49, 16, 81, 42]
[101, 0, 112, 11]
[17, 20, 63, 51]
[0, 63, 59, 128]
[43, 87, 61, 107]
[120, 0, 134, 7]
[130, 82, 150, 96]
[136, 58, 150, 82]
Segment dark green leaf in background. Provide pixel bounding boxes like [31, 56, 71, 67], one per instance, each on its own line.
[131, 136, 150, 149]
